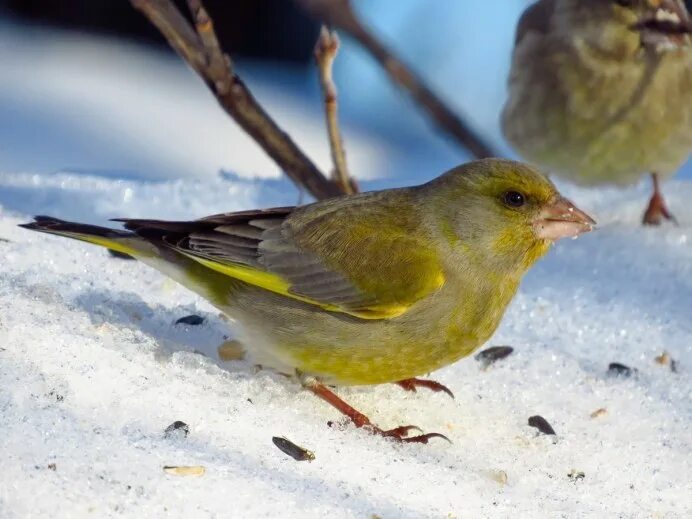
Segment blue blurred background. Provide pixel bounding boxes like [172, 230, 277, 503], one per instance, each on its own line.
[0, 0, 690, 205]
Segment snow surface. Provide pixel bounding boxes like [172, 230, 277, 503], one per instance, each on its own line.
[1, 6, 692, 518]
[2, 175, 691, 518]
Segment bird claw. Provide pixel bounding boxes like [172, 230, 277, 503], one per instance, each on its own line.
[643, 177, 677, 226]
[396, 378, 455, 399]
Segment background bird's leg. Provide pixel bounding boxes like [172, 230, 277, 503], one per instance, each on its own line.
[642, 173, 677, 226]
[301, 376, 450, 444]
[396, 378, 455, 398]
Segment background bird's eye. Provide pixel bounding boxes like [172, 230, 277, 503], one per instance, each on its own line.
[502, 190, 526, 208]
[614, 0, 633, 7]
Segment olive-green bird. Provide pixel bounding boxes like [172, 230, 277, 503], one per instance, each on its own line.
[502, 0, 692, 225]
[21, 159, 594, 443]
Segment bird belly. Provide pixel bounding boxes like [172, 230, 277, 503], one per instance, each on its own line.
[504, 47, 692, 185]
[228, 281, 510, 386]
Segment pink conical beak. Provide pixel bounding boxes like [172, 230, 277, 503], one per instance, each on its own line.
[534, 197, 596, 241]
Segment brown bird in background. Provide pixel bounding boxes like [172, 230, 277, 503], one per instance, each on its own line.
[503, 0, 692, 225]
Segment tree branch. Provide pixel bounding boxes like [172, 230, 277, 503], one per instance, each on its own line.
[295, 0, 496, 159]
[314, 26, 356, 194]
[131, 0, 344, 200]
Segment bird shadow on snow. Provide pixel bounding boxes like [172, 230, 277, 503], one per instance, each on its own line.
[70, 288, 245, 367]
[63, 289, 425, 517]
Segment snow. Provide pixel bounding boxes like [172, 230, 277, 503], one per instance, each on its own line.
[1, 7, 692, 519]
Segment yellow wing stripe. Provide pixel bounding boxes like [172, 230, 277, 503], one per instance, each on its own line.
[49, 233, 142, 257]
[179, 252, 410, 320]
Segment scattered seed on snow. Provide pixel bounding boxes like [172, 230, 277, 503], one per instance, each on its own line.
[272, 436, 315, 461]
[528, 415, 556, 435]
[590, 408, 607, 419]
[474, 346, 514, 367]
[608, 362, 637, 378]
[164, 421, 190, 438]
[175, 314, 205, 326]
[163, 465, 205, 476]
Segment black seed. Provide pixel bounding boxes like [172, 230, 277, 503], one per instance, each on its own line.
[608, 362, 636, 377]
[670, 360, 679, 373]
[272, 436, 315, 461]
[475, 346, 514, 366]
[47, 463, 57, 471]
[108, 249, 135, 260]
[528, 415, 556, 435]
[164, 421, 190, 438]
[175, 314, 205, 326]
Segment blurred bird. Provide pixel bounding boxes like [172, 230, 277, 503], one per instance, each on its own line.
[503, 0, 692, 225]
[21, 159, 594, 443]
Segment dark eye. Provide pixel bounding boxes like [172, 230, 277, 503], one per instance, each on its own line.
[614, 0, 633, 7]
[502, 190, 526, 208]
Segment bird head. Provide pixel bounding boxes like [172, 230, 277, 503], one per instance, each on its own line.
[556, 0, 692, 56]
[422, 159, 595, 273]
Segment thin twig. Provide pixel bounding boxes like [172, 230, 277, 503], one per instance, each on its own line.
[314, 26, 356, 194]
[131, 0, 344, 200]
[295, 0, 496, 159]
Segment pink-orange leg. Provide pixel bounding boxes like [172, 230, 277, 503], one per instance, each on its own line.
[304, 378, 450, 444]
[396, 378, 455, 399]
[643, 173, 677, 226]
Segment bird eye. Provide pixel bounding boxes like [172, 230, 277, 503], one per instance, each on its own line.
[502, 190, 526, 208]
[614, 0, 633, 7]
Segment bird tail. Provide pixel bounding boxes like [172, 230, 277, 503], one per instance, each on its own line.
[19, 216, 153, 258]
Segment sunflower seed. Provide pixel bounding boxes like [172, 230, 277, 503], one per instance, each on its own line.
[163, 465, 205, 476]
[272, 436, 315, 461]
[475, 346, 514, 367]
[175, 314, 205, 326]
[608, 362, 636, 377]
[164, 421, 190, 438]
[528, 415, 556, 435]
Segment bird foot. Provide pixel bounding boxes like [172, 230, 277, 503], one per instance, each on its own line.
[396, 378, 455, 399]
[642, 191, 676, 226]
[305, 378, 450, 444]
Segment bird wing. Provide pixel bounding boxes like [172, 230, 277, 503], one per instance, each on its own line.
[515, 0, 555, 45]
[117, 196, 445, 320]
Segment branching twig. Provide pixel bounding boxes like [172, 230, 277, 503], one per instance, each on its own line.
[295, 0, 496, 159]
[314, 26, 356, 194]
[131, 0, 344, 200]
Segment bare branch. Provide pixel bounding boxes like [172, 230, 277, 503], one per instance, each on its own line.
[295, 0, 496, 159]
[314, 26, 356, 195]
[131, 0, 343, 200]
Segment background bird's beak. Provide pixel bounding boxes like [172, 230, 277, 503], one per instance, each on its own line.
[632, 0, 692, 49]
[534, 197, 596, 241]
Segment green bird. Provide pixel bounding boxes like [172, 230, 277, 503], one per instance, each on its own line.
[21, 159, 594, 442]
[503, 0, 692, 225]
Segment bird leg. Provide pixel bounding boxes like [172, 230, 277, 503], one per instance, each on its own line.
[396, 378, 455, 399]
[642, 173, 677, 226]
[302, 377, 450, 444]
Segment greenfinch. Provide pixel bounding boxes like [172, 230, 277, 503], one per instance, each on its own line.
[502, 0, 692, 225]
[21, 159, 594, 442]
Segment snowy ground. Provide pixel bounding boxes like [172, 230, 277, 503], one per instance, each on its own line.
[1, 7, 692, 518]
[1, 176, 691, 518]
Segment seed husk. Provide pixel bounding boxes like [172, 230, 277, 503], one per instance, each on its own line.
[164, 421, 190, 438]
[163, 465, 205, 476]
[590, 408, 607, 419]
[474, 346, 514, 367]
[608, 362, 637, 377]
[272, 436, 315, 461]
[528, 415, 556, 435]
[175, 314, 205, 326]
